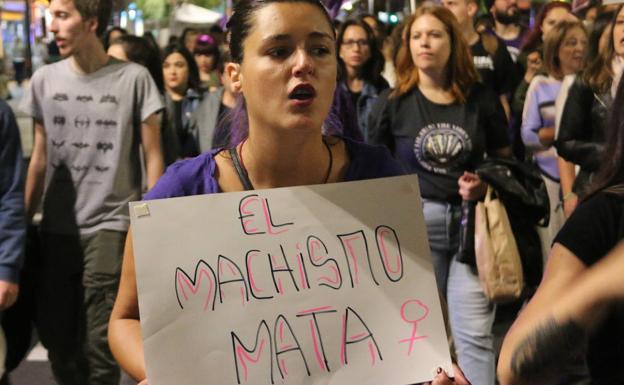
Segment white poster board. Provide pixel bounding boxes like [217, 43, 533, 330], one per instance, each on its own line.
[130, 175, 452, 385]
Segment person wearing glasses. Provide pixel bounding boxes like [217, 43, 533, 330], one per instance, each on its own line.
[336, 18, 388, 141]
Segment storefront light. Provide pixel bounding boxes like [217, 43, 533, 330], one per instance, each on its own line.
[120, 10, 128, 28]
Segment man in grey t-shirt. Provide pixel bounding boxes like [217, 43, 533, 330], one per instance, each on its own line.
[20, 0, 164, 384]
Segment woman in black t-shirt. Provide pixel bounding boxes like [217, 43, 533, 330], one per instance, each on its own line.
[498, 76, 624, 385]
[369, 5, 511, 385]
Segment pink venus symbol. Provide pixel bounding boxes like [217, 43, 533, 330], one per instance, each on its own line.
[399, 299, 429, 356]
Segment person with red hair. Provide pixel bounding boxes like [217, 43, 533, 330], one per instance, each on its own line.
[369, 5, 511, 385]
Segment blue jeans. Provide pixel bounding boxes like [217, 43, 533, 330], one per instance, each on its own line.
[423, 199, 496, 385]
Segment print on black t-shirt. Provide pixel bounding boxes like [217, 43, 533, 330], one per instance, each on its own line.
[414, 122, 473, 174]
[371, 84, 509, 202]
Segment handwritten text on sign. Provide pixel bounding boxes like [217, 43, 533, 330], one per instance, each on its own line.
[130, 176, 452, 385]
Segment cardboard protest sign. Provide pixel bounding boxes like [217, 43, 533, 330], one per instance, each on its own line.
[130, 175, 452, 385]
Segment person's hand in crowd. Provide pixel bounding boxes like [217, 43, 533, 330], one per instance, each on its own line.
[538, 126, 555, 146]
[524, 51, 543, 84]
[0, 280, 19, 310]
[563, 192, 578, 218]
[458, 172, 488, 201]
[422, 365, 471, 385]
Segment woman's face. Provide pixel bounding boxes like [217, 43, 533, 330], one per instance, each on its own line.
[163, 52, 190, 93]
[339, 25, 371, 72]
[558, 27, 587, 76]
[613, 7, 624, 58]
[107, 43, 128, 61]
[233, 2, 337, 133]
[542, 7, 570, 37]
[195, 53, 216, 74]
[409, 14, 451, 75]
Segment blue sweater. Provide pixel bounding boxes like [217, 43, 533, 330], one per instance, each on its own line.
[0, 99, 25, 283]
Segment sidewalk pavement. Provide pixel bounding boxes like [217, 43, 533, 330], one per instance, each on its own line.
[7, 342, 135, 385]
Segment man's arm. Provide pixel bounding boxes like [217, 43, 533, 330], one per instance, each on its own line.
[499, 94, 511, 122]
[140, 113, 164, 190]
[25, 120, 47, 221]
[0, 105, 26, 310]
[493, 38, 514, 122]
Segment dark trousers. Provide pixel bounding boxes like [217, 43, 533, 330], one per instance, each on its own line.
[37, 230, 125, 385]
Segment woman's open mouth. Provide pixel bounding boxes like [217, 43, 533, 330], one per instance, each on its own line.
[288, 84, 316, 107]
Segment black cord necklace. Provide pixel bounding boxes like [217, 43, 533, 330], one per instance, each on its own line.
[230, 137, 333, 191]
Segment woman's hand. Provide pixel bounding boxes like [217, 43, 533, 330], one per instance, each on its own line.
[524, 51, 542, 84]
[137, 380, 148, 385]
[538, 126, 555, 146]
[422, 365, 471, 385]
[563, 193, 578, 218]
[458, 172, 487, 201]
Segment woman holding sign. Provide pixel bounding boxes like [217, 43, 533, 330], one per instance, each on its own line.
[108, 0, 468, 384]
[368, 5, 512, 385]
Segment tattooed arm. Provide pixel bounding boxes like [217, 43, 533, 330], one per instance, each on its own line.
[498, 241, 624, 385]
[506, 318, 587, 385]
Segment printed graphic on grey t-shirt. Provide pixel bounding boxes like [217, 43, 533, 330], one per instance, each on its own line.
[413, 122, 473, 174]
[100, 94, 119, 105]
[95, 119, 117, 129]
[76, 95, 94, 103]
[53, 115, 66, 127]
[53, 93, 69, 102]
[96, 142, 114, 153]
[47, 92, 122, 186]
[74, 115, 91, 129]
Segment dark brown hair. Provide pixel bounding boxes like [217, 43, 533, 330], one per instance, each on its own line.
[581, 4, 624, 93]
[336, 18, 384, 84]
[102, 26, 127, 49]
[226, 0, 334, 63]
[110, 35, 164, 93]
[71, 0, 113, 37]
[586, 75, 624, 196]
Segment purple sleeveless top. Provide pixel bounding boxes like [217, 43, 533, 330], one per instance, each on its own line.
[145, 137, 405, 200]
